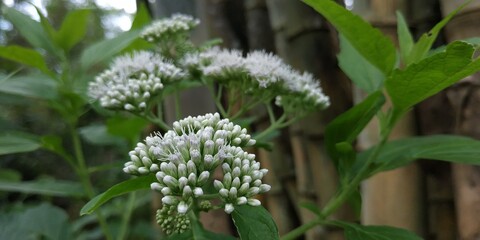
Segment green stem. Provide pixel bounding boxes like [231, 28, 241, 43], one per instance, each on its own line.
[145, 113, 170, 131]
[254, 114, 287, 141]
[70, 127, 113, 240]
[117, 192, 136, 240]
[280, 121, 394, 240]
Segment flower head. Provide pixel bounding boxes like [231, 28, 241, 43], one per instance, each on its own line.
[181, 48, 330, 113]
[141, 13, 200, 43]
[124, 113, 269, 230]
[88, 51, 185, 111]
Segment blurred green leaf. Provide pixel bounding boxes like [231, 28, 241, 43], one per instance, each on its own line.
[338, 34, 384, 93]
[331, 221, 422, 240]
[396, 11, 414, 64]
[325, 91, 384, 167]
[303, 0, 396, 74]
[232, 205, 279, 240]
[0, 178, 85, 197]
[405, 0, 472, 65]
[80, 175, 156, 215]
[78, 124, 125, 146]
[0, 74, 58, 100]
[299, 201, 321, 216]
[56, 9, 91, 52]
[106, 116, 148, 142]
[80, 29, 141, 70]
[0, 45, 51, 75]
[356, 135, 480, 178]
[0, 203, 73, 240]
[386, 41, 480, 119]
[131, 3, 151, 30]
[0, 132, 41, 155]
[2, 7, 62, 58]
[0, 168, 21, 182]
[33, 5, 56, 40]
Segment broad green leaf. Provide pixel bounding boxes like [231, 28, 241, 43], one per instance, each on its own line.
[0, 203, 73, 240]
[325, 91, 385, 163]
[303, 0, 396, 74]
[405, 0, 472, 65]
[386, 41, 480, 119]
[78, 124, 125, 146]
[232, 205, 279, 240]
[0, 74, 58, 99]
[0, 45, 51, 75]
[80, 175, 156, 215]
[131, 3, 151, 30]
[56, 9, 91, 52]
[33, 5, 56, 40]
[332, 221, 422, 240]
[106, 116, 148, 142]
[338, 34, 384, 93]
[0, 132, 41, 155]
[0, 179, 85, 197]
[2, 7, 61, 58]
[41, 135, 74, 163]
[356, 135, 480, 177]
[429, 37, 480, 57]
[396, 11, 414, 64]
[80, 29, 141, 70]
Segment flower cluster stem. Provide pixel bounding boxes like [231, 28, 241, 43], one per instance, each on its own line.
[71, 127, 113, 240]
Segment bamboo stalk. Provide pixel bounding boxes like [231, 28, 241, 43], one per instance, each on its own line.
[440, 1, 480, 239]
[351, 0, 425, 236]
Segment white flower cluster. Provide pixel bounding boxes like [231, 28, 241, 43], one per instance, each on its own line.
[141, 13, 200, 42]
[88, 51, 185, 111]
[124, 113, 268, 219]
[182, 48, 330, 112]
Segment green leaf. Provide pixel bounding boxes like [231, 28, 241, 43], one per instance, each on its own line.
[0, 45, 51, 75]
[357, 135, 480, 177]
[2, 7, 61, 58]
[338, 34, 384, 93]
[0, 203, 73, 240]
[0, 169, 21, 182]
[325, 91, 385, 164]
[396, 11, 414, 64]
[106, 116, 148, 142]
[131, 3, 151, 30]
[303, 0, 396, 74]
[80, 175, 156, 215]
[332, 221, 422, 240]
[41, 135, 73, 161]
[232, 205, 279, 240]
[78, 124, 125, 146]
[299, 201, 321, 216]
[80, 29, 141, 70]
[405, 0, 472, 65]
[0, 178, 85, 197]
[0, 132, 41, 155]
[0, 74, 58, 100]
[56, 9, 91, 52]
[386, 41, 480, 119]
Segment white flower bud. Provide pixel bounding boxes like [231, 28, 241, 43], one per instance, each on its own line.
[151, 182, 163, 191]
[163, 175, 178, 189]
[259, 184, 271, 193]
[188, 173, 197, 186]
[238, 183, 250, 195]
[186, 161, 196, 175]
[183, 185, 192, 197]
[162, 196, 177, 205]
[247, 198, 261, 206]
[236, 196, 247, 205]
[214, 180, 224, 190]
[161, 187, 172, 195]
[193, 187, 203, 197]
[229, 187, 238, 199]
[138, 167, 149, 174]
[222, 163, 231, 173]
[242, 176, 252, 184]
[149, 164, 159, 172]
[224, 203, 234, 214]
[232, 167, 241, 178]
[156, 171, 166, 181]
[178, 163, 187, 177]
[197, 171, 210, 185]
[177, 201, 188, 214]
[247, 187, 260, 197]
[219, 188, 229, 198]
[223, 172, 232, 188]
[203, 140, 215, 155]
[231, 177, 241, 189]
